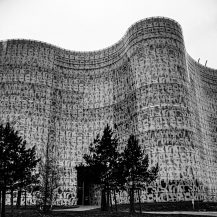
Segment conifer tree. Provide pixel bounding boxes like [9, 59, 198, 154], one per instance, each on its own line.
[0, 122, 40, 217]
[121, 134, 159, 214]
[83, 124, 120, 211]
[15, 144, 40, 208]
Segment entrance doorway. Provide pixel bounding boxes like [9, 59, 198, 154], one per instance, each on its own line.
[77, 181, 90, 205]
[77, 166, 92, 205]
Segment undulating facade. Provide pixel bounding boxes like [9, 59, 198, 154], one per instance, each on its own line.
[0, 17, 217, 206]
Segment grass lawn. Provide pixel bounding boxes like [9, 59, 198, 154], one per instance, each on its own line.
[4, 202, 217, 217]
[4, 209, 210, 217]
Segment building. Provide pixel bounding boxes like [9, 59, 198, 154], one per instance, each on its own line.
[0, 17, 217, 206]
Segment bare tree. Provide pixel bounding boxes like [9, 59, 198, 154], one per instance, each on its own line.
[36, 155, 61, 213]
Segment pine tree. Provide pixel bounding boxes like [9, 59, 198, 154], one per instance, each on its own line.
[0, 122, 40, 217]
[121, 134, 158, 214]
[15, 144, 40, 208]
[83, 124, 120, 211]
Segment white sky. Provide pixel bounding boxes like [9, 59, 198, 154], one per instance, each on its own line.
[0, 0, 216, 69]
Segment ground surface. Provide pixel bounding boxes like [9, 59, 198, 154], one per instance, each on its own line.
[5, 209, 217, 217]
[4, 209, 215, 217]
[4, 202, 217, 217]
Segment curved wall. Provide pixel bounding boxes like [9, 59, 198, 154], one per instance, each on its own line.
[0, 17, 217, 205]
[187, 55, 217, 201]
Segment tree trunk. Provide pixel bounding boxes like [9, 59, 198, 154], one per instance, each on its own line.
[113, 190, 117, 211]
[109, 189, 112, 211]
[106, 188, 110, 211]
[101, 188, 107, 211]
[50, 183, 53, 210]
[16, 188, 22, 209]
[1, 187, 6, 217]
[43, 174, 49, 212]
[10, 188, 14, 217]
[130, 186, 135, 214]
[24, 191, 27, 209]
[43, 140, 50, 213]
[50, 171, 54, 210]
[0, 190, 2, 217]
[138, 189, 142, 214]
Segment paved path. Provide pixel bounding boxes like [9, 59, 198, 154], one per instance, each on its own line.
[54, 206, 217, 216]
[143, 211, 217, 216]
[53, 205, 100, 212]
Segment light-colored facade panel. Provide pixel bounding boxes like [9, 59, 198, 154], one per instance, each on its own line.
[0, 17, 217, 205]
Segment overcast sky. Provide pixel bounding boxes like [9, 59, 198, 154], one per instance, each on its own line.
[0, 0, 216, 68]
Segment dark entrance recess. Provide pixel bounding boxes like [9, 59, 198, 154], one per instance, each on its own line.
[76, 166, 96, 205]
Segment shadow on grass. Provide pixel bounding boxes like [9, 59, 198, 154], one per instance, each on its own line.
[3, 209, 213, 217]
[4, 202, 217, 217]
[117, 201, 217, 212]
